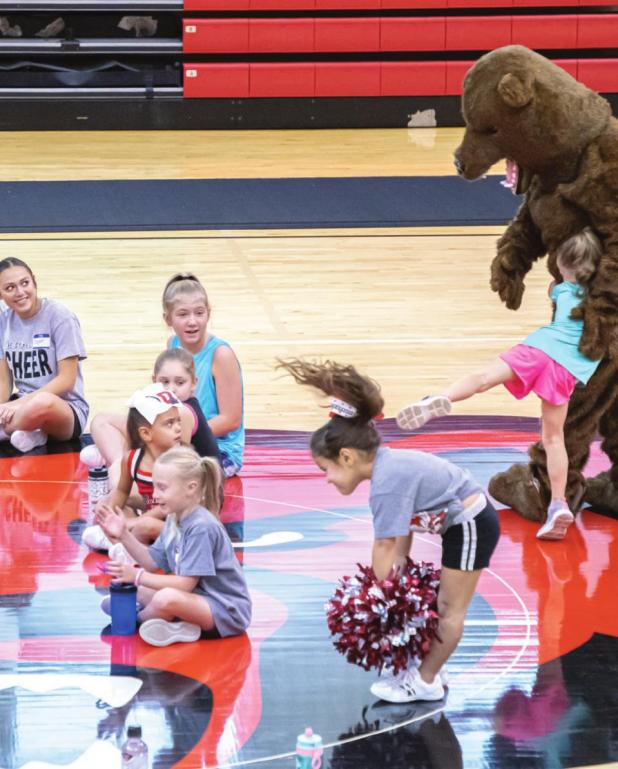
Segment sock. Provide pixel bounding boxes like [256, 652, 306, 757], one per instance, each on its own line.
[10, 429, 48, 453]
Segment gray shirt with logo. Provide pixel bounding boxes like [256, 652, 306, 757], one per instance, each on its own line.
[370, 447, 482, 538]
[149, 505, 252, 637]
[0, 298, 89, 430]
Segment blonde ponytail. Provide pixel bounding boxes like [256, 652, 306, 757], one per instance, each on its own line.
[156, 446, 223, 517]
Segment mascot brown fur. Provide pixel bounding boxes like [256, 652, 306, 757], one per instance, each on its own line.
[454, 45, 618, 521]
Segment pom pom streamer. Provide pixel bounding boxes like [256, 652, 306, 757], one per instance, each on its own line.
[325, 559, 440, 675]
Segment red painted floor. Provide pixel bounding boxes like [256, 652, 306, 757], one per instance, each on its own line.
[0, 416, 616, 769]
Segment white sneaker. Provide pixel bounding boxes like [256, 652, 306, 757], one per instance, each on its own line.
[80, 444, 106, 468]
[536, 500, 574, 541]
[108, 542, 132, 564]
[396, 396, 452, 431]
[139, 619, 201, 647]
[10, 429, 47, 453]
[82, 524, 113, 551]
[377, 661, 448, 688]
[370, 666, 444, 703]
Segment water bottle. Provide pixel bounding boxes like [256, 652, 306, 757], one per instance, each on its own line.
[121, 725, 149, 768]
[87, 466, 109, 523]
[110, 582, 138, 636]
[295, 727, 323, 769]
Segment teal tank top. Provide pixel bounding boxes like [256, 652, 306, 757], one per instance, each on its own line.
[171, 335, 244, 469]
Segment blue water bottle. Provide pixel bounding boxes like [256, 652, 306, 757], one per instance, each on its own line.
[110, 582, 138, 636]
[295, 727, 323, 769]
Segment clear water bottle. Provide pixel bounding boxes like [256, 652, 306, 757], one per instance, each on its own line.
[121, 725, 149, 768]
[295, 727, 323, 769]
[87, 466, 109, 523]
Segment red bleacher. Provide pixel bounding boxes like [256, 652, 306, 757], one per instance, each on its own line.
[182, 1, 618, 97]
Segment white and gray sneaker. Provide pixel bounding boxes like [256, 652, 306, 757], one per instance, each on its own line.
[139, 619, 201, 647]
[82, 524, 113, 552]
[370, 666, 445, 703]
[377, 660, 448, 688]
[396, 395, 452, 431]
[536, 500, 574, 541]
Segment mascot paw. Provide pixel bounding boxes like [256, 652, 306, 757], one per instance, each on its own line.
[488, 464, 545, 522]
[584, 472, 618, 518]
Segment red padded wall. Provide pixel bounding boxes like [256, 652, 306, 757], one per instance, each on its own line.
[183, 19, 249, 53]
[446, 16, 511, 49]
[250, 63, 315, 95]
[250, 19, 314, 52]
[512, 14, 578, 48]
[315, 19, 380, 51]
[381, 61, 445, 95]
[315, 63, 381, 95]
[184, 64, 249, 96]
[578, 15, 618, 48]
[381, 17, 445, 51]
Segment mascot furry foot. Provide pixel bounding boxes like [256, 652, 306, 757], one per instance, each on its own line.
[584, 472, 618, 519]
[455, 45, 618, 520]
[488, 464, 545, 522]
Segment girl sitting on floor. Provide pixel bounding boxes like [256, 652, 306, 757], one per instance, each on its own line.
[0, 257, 88, 453]
[98, 445, 252, 647]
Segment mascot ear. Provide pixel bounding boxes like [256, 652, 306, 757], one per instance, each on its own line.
[497, 72, 533, 108]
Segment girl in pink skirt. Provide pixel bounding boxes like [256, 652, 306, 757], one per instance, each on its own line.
[397, 228, 602, 541]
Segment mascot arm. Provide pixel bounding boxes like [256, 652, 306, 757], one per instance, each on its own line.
[573, 250, 618, 360]
[556, 141, 618, 360]
[491, 200, 545, 310]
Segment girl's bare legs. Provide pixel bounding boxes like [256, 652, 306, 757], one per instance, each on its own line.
[445, 358, 516, 402]
[398, 358, 515, 430]
[537, 399, 573, 540]
[138, 587, 215, 632]
[419, 567, 482, 684]
[540, 399, 569, 502]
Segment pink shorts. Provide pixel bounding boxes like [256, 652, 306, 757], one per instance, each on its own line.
[500, 344, 577, 405]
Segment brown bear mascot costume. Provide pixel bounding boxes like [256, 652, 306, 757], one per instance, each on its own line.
[454, 45, 618, 522]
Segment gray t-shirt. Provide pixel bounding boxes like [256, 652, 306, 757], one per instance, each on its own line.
[370, 447, 482, 538]
[149, 505, 252, 637]
[0, 298, 89, 429]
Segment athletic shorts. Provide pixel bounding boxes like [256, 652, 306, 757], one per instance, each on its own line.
[500, 344, 577, 406]
[442, 501, 500, 571]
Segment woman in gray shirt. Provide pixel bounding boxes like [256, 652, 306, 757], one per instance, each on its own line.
[279, 357, 500, 706]
[0, 257, 88, 452]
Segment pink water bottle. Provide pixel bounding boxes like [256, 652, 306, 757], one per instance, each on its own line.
[295, 727, 323, 769]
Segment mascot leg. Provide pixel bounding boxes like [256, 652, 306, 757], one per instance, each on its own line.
[585, 380, 618, 517]
[489, 359, 617, 521]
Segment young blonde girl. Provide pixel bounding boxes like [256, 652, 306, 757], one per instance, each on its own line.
[98, 445, 252, 647]
[0, 257, 88, 452]
[279, 358, 500, 704]
[397, 228, 603, 541]
[82, 384, 187, 549]
[86, 273, 243, 480]
[163, 273, 244, 477]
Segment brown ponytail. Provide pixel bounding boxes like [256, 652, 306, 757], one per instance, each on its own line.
[276, 358, 384, 461]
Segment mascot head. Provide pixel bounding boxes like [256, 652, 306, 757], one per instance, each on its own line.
[454, 45, 611, 188]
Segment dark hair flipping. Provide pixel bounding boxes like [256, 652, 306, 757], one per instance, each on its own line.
[277, 358, 384, 461]
[126, 407, 151, 449]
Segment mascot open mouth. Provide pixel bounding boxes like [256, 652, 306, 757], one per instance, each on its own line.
[501, 159, 519, 194]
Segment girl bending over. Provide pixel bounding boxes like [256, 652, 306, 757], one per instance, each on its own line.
[279, 358, 500, 704]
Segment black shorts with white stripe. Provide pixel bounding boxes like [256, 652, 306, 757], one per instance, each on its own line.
[441, 501, 501, 571]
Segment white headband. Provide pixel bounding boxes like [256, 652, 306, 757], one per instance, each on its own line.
[329, 398, 358, 419]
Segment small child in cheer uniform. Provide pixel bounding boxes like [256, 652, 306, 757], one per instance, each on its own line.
[279, 358, 500, 704]
[98, 445, 252, 647]
[83, 384, 187, 550]
[0, 257, 88, 452]
[397, 228, 602, 541]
